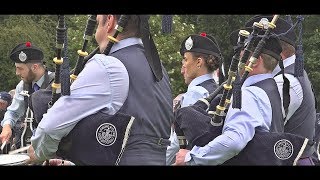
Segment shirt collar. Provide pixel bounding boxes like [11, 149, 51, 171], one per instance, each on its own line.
[188, 74, 213, 91]
[109, 37, 143, 54]
[242, 73, 273, 88]
[272, 54, 296, 76]
[33, 73, 45, 88]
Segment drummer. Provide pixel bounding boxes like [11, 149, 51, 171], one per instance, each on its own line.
[0, 92, 12, 123]
[0, 92, 12, 154]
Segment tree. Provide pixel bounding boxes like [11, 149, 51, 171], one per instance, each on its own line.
[65, 15, 97, 69]
[304, 21, 320, 110]
[150, 15, 196, 97]
[0, 14, 319, 111]
[0, 15, 55, 91]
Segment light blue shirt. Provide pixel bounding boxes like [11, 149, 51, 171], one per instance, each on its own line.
[180, 74, 213, 108]
[185, 74, 273, 165]
[272, 55, 303, 124]
[166, 127, 180, 165]
[1, 73, 47, 128]
[30, 38, 142, 161]
[166, 74, 214, 165]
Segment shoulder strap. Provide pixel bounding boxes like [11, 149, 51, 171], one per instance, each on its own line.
[276, 60, 290, 121]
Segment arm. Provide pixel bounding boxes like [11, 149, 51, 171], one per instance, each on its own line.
[181, 86, 209, 108]
[0, 81, 26, 143]
[43, 158, 75, 166]
[30, 55, 129, 161]
[166, 126, 180, 165]
[183, 87, 272, 165]
[1, 81, 26, 128]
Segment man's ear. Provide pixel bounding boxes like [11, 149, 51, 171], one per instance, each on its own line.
[252, 56, 261, 68]
[32, 64, 38, 71]
[106, 15, 116, 33]
[196, 57, 203, 68]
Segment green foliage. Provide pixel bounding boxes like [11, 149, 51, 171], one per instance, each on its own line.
[0, 15, 97, 92]
[0, 15, 55, 91]
[0, 14, 319, 111]
[150, 15, 196, 97]
[304, 27, 320, 110]
[194, 15, 252, 70]
[151, 15, 252, 97]
[65, 15, 97, 69]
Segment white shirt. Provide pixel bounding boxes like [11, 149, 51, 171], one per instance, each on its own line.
[272, 54, 303, 124]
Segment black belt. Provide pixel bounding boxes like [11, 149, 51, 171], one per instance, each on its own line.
[130, 134, 171, 146]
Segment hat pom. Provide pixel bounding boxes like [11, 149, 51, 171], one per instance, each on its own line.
[26, 41, 31, 47]
[200, 32, 207, 37]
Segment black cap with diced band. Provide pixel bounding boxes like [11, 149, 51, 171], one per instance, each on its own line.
[10, 42, 44, 63]
[180, 33, 221, 59]
[257, 35, 283, 61]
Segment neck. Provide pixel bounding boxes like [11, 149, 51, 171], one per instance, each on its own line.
[281, 51, 295, 60]
[34, 67, 46, 82]
[197, 70, 210, 78]
[249, 66, 270, 76]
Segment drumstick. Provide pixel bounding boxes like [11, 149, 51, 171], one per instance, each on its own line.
[8, 145, 30, 155]
[1, 141, 7, 151]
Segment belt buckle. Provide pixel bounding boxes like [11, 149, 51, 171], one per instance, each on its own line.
[157, 138, 164, 145]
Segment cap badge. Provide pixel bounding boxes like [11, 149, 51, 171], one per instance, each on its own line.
[19, 51, 27, 62]
[185, 36, 193, 50]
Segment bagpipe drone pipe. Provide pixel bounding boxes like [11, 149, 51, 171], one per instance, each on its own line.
[174, 15, 313, 165]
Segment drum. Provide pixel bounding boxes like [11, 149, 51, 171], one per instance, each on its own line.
[0, 154, 30, 166]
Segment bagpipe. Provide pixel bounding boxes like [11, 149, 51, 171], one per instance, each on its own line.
[10, 16, 67, 154]
[56, 15, 138, 165]
[1, 16, 67, 162]
[56, 15, 169, 165]
[174, 15, 312, 165]
[29, 15, 139, 165]
[30, 15, 97, 124]
[28, 15, 171, 165]
[70, 15, 97, 84]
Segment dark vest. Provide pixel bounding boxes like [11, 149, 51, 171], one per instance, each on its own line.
[110, 44, 172, 139]
[223, 78, 304, 165]
[196, 78, 218, 94]
[252, 78, 284, 133]
[276, 64, 317, 157]
[175, 77, 310, 165]
[22, 71, 55, 109]
[57, 44, 173, 165]
[21, 71, 54, 146]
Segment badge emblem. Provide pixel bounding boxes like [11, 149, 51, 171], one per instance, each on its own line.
[274, 139, 294, 160]
[96, 123, 117, 146]
[185, 36, 193, 50]
[19, 51, 27, 62]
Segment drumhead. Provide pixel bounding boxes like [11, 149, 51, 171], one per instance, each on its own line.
[0, 154, 30, 166]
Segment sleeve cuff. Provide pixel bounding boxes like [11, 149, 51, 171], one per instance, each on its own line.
[1, 121, 12, 128]
[185, 151, 197, 165]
